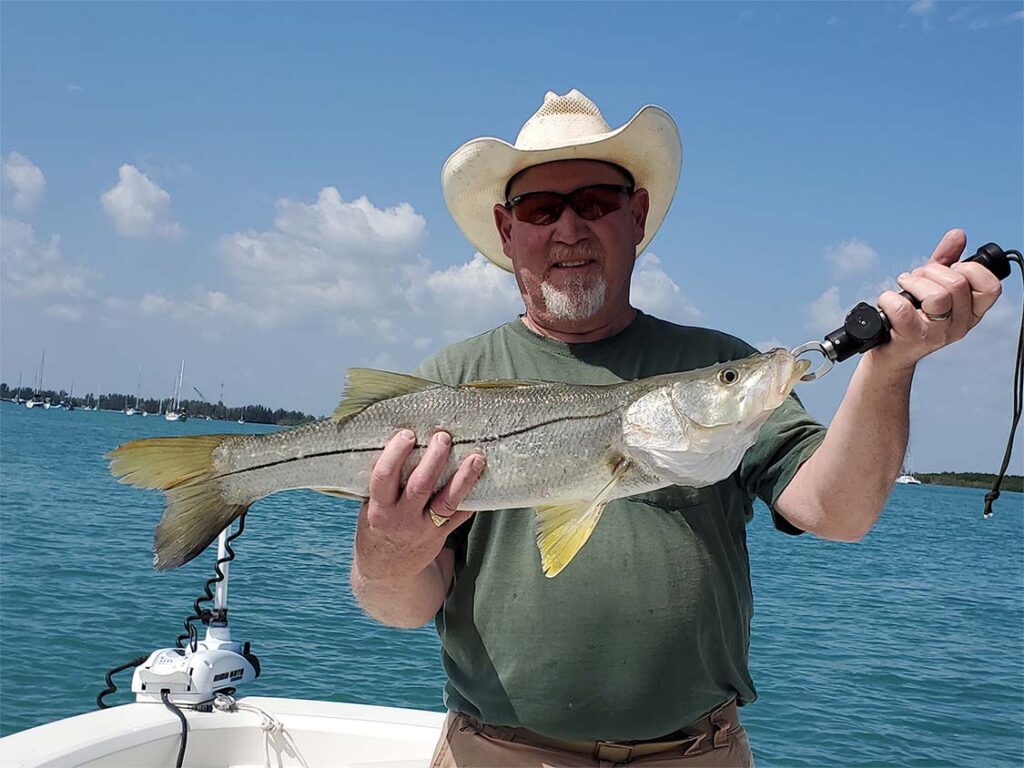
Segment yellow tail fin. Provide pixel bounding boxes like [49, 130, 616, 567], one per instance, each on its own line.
[107, 435, 249, 570]
[534, 458, 631, 578]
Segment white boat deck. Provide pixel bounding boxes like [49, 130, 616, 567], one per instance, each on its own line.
[0, 697, 444, 768]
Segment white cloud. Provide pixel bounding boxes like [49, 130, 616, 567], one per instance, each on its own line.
[129, 188, 708, 375]
[216, 186, 428, 332]
[66, 83, 84, 93]
[629, 253, 702, 324]
[100, 164, 183, 239]
[946, 7, 970, 23]
[824, 238, 879, 278]
[139, 293, 174, 315]
[2, 152, 46, 214]
[907, 0, 935, 29]
[45, 303, 84, 321]
[755, 337, 786, 353]
[946, 6, 1019, 30]
[908, 0, 935, 16]
[0, 217, 94, 310]
[826, 16, 844, 28]
[808, 286, 845, 332]
[413, 253, 522, 344]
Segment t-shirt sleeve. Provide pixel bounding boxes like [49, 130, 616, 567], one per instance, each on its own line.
[738, 392, 826, 535]
[413, 355, 446, 385]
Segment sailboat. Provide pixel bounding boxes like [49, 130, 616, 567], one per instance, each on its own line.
[26, 352, 45, 409]
[86, 383, 101, 411]
[13, 372, 24, 404]
[895, 468, 922, 485]
[165, 360, 188, 422]
[125, 367, 143, 416]
[63, 377, 76, 411]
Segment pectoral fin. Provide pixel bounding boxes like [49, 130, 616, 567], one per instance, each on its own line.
[534, 459, 629, 578]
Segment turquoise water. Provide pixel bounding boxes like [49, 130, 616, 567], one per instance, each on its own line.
[1, 401, 1021, 765]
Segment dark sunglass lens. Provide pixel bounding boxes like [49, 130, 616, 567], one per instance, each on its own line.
[514, 193, 565, 225]
[569, 186, 628, 220]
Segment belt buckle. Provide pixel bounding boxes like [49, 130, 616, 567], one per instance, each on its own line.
[593, 741, 634, 762]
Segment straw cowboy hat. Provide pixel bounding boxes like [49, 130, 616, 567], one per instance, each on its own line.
[441, 89, 682, 273]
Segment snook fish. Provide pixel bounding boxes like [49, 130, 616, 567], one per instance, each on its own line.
[108, 348, 809, 577]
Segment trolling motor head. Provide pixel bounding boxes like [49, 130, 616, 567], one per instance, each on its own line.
[131, 640, 260, 706]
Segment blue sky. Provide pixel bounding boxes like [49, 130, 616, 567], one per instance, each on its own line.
[2, 1, 1022, 473]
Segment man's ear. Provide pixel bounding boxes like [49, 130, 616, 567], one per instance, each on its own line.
[630, 188, 650, 247]
[494, 203, 515, 257]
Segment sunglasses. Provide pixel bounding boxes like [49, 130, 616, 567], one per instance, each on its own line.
[504, 183, 634, 226]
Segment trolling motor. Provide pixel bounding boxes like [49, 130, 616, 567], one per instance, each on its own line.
[790, 242, 1024, 517]
[90, 518, 261, 711]
[131, 524, 260, 705]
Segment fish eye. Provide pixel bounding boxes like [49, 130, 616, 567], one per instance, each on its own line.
[718, 368, 739, 385]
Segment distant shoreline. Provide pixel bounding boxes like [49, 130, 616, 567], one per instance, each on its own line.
[0, 386, 318, 427]
[910, 473, 1023, 493]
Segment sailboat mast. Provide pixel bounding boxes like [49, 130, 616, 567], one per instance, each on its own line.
[175, 359, 185, 409]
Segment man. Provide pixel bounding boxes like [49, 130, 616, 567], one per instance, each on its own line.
[350, 90, 1002, 766]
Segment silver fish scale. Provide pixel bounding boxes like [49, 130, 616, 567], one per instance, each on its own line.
[213, 380, 668, 510]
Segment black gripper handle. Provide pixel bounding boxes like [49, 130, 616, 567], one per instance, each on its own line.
[825, 242, 1011, 363]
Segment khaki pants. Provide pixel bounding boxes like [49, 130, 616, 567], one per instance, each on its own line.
[430, 700, 755, 767]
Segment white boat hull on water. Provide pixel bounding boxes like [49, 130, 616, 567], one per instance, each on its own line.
[0, 697, 443, 768]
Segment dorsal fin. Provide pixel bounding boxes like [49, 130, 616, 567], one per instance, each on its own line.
[332, 369, 439, 423]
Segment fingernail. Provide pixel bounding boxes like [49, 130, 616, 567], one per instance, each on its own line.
[399, 429, 414, 441]
[471, 456, 485, 471]
[435, 432, 451, 447]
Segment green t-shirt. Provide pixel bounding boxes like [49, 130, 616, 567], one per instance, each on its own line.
[414, 311, 825, 741]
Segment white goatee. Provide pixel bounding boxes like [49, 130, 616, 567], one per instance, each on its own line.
[540, 273, 607, 321]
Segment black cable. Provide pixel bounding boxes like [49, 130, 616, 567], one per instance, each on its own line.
[176, 513, 247, 650]
[160, 690, 188, 768]
[984, 250, 1024, 517]
[96, 654, 150, 709]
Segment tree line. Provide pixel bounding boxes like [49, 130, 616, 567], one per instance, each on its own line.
[0, 383, 318, 426]
[915, 472, 1023, 493]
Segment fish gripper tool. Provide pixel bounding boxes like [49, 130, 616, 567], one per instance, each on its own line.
[790, 241, 1023, 518]
[792, 242, 1015, 382]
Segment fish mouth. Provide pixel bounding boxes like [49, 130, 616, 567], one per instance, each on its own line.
[775, 354, 810, 398]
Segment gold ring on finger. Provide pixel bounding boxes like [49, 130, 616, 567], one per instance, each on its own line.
[924, 308, 952, 322]
[428, 507, 450, 528]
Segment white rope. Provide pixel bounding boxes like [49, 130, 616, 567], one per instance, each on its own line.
[212, 694, 309, 768]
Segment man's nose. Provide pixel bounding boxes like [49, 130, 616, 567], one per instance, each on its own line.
[550, 204, 590, 244]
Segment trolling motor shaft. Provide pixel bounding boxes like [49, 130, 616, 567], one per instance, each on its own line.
[794, 243, 1015, 381]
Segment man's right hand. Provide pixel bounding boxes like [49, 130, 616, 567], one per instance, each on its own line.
[350, 429, 485, 627]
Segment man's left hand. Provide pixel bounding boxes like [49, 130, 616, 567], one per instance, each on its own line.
[872, 228, 1002, 372]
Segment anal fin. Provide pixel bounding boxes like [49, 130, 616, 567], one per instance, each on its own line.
[534, 459, 629, 578]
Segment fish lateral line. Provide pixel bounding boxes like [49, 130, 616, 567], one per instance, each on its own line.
[211, 408, 624, 481]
